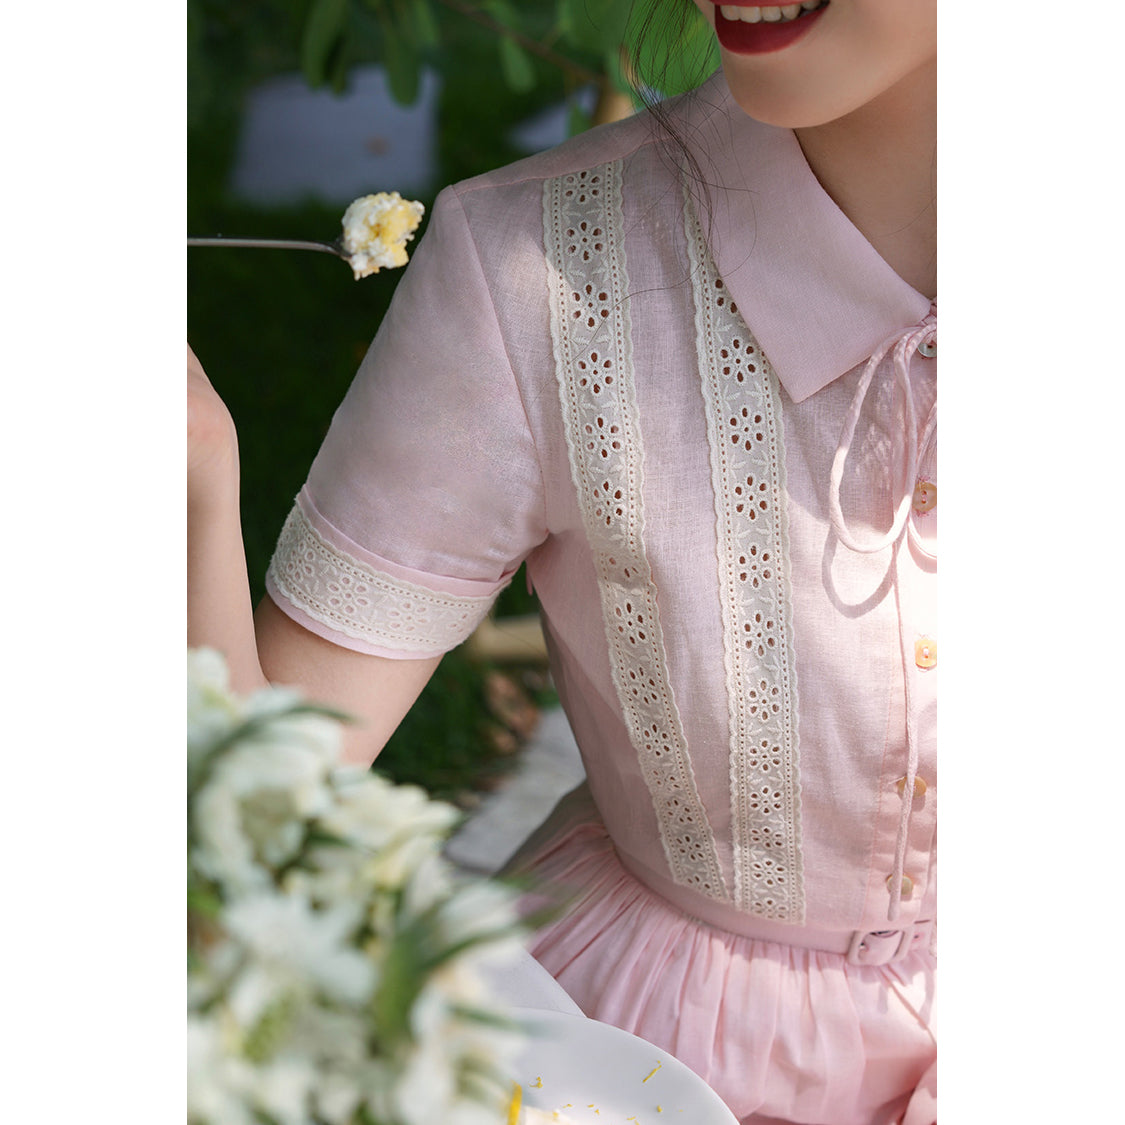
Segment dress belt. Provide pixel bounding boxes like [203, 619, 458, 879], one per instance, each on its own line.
[615, 846, 935, 967]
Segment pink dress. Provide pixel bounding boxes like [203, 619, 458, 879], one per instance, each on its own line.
[265, 72, 938, 1125]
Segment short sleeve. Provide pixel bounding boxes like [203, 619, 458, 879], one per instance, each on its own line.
[265, 185, 548, 659]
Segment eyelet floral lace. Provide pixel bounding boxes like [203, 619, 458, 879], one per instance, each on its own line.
[685, 193, 806, 922]
[546, 163, 729, 901]
[266, 502, 499, 655]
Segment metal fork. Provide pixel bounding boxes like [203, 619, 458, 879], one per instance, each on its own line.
[187, 236, 348, 260]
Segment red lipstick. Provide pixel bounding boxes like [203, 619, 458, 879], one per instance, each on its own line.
[714, 3, 828, 56]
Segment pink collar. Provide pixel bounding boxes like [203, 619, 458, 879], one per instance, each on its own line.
[680, 73, 934, 403]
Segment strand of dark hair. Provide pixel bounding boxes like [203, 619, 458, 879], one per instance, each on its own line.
[624, 0, 722, 237]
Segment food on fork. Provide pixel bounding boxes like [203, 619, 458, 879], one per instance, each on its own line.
[340, 191, 425, 279]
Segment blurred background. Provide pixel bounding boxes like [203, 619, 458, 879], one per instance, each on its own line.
[186, 0, 716, 803]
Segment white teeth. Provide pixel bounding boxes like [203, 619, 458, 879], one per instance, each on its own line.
[719, 3, 822, 25]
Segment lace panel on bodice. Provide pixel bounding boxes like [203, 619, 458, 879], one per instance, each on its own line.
[545, 163, 729, 901]
[685, 195, 806, 921]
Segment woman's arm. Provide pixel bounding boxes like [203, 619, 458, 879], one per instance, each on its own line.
[254, 596, 441, 766]
[187, 344, 440, 766]
[187, 344, 264, 691]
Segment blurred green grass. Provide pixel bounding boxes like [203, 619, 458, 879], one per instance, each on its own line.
[188, 6, 564, 799]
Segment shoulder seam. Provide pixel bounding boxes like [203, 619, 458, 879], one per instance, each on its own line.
[449, 121, 660, 201]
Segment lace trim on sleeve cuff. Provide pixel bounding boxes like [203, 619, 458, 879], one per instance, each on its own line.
[265, 503, 501, 656]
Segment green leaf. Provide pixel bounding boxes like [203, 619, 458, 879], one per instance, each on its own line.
[303, 826, 354, 850]
[603, 44, 627, 95]
[498, 35, 535, 93]
[557, 0, 630, 55]
[376, 6, 422, 104]
[480, 0, 520, 33]
[301, 0, 351, 88]
[371, 931, 424, 1043]
[554, 0, 574, 39]
[327, 37, 352, 94]
[567, 100, 591, 138]
[408, 0, 440, 48]
[243, 992, 298, 1064]
[187, 881, 223, 919]
[385, 42, 422, 103]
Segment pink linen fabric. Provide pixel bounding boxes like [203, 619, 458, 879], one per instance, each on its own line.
[513, 791, 934, 1125]
[266, 71, 937, 1124]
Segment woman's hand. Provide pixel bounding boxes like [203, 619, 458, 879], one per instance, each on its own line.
[187, 341, 264, 690]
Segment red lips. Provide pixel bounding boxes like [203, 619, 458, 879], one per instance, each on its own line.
[713, 4, 828, 56]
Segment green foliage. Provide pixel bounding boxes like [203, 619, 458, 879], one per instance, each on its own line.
[300, 0, 351, 90]
[290, 0, 719, 110]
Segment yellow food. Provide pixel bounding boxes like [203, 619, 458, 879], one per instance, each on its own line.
[340, 192, 425, 279]
[505, 1083, 577, 1123]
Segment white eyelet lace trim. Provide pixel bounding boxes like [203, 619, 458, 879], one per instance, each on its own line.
[546, 162, 729, 901]
[266, 503, 498, 655]
[686, 193, 806, 921]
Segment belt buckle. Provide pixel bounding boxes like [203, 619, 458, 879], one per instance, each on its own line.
[846, 921, 933, 966]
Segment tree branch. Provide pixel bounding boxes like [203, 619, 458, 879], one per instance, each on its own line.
[434, 0, 605, 88]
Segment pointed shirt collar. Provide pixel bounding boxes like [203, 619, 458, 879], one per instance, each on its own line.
[678, 73, 933, 404]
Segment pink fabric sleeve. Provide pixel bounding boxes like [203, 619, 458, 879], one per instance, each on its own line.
[265, 186, 548, 658]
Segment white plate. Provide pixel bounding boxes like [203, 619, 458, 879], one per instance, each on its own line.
[511, 1010, 739, 1124]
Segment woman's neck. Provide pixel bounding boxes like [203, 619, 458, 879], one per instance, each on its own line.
[795, 58, 937, 300]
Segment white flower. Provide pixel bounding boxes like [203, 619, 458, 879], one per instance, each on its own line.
[436, 879, 523, 951]
[248, 1054, 319, 1125]
[187, 649, 531, 1125]
[187, 1015, 259, 1125]
[289, 1003, 370, 1069]
[187, 648, 242, 766]
[312, 1069, 364, 1125]
[326, 770, 460, 855]
[354, 1057, 404, 1124]
[400, 851, 455, 919]
[223, 892, 375, 1027]
[392, 976, 522, 1125]
[319, 771, 460, 897]
[190, 708, 340, 895]
[391, 1034, 456, 1125]
[191, 779, 267, 896]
